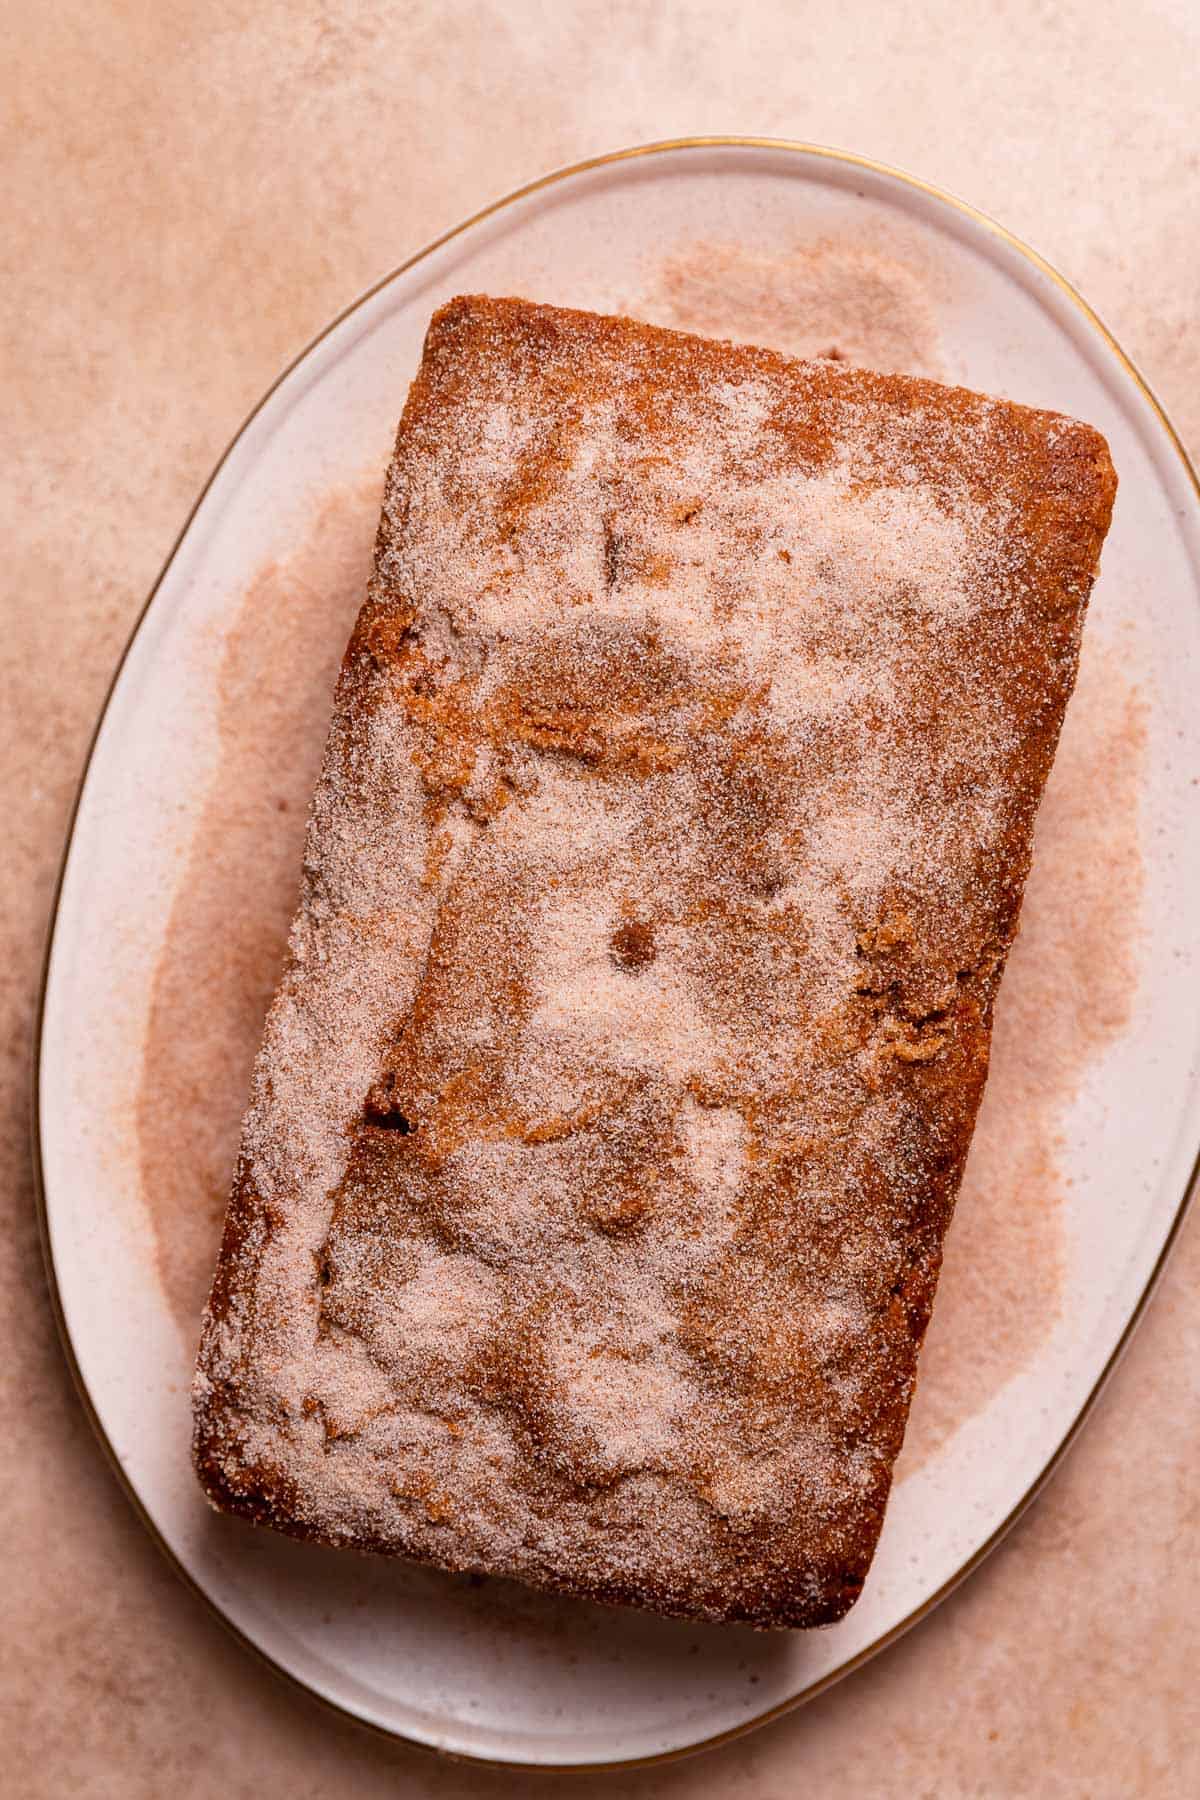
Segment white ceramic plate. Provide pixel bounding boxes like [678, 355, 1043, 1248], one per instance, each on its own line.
[36, 140, 1200, 1769]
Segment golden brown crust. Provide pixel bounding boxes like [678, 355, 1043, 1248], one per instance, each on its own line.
[193, 295, 1115, 1628]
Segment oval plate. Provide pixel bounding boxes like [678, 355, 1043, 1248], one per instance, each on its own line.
[35, 140, 1200, 1769]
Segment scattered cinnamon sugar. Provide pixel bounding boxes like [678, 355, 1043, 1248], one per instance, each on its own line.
[137, 477, 381, 1339]
[898, 639, 1146, 1475]
[645, 234, 945, 378]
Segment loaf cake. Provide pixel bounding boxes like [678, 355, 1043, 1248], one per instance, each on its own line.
[193, 295, 1116, 1628]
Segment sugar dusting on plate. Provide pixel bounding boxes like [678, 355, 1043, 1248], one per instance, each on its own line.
[137, 478, 380, 1339]
[645, 232, 946, 378]
[899, 641, 1145, 1474]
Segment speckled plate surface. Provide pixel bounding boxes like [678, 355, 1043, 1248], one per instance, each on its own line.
[35, 140, 1200, 1768]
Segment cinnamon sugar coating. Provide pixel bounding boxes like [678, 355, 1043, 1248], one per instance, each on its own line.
[193, 296, 1115, 1627]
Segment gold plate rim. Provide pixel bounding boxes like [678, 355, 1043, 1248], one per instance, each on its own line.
[31, 134, 1200, 1774]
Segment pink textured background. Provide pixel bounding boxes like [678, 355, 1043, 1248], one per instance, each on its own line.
[5, 3, 1199, 1793]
